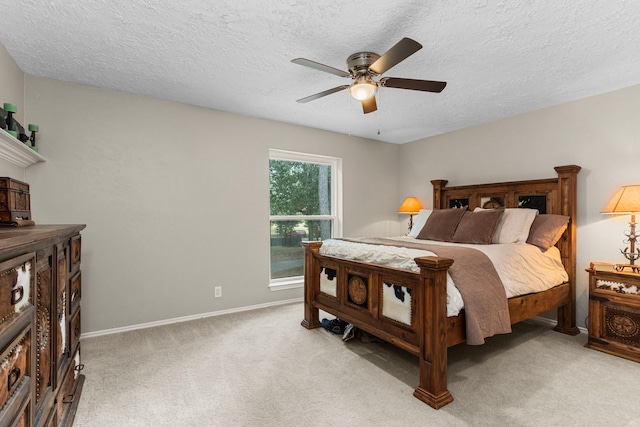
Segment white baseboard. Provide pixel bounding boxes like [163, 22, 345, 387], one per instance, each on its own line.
[81, 299, 587, 340]
[81, 297, 304, 339]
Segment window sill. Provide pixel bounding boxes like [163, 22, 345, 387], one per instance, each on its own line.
[269, 277, 304, 291]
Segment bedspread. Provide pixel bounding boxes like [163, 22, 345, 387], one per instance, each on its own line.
[338, 237, 512, 344]
[320, 238, 568, 303]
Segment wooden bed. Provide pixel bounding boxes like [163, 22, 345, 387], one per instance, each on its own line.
[301, 165, 581, 409]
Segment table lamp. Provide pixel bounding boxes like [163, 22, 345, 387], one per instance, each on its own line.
[602, 185, 640, 272]
[398, 197, 422, 233]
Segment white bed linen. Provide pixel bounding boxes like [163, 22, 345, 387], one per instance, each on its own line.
[319, 237, 568, 317]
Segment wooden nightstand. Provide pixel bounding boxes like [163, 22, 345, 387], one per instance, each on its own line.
[586, 263, 640, 363]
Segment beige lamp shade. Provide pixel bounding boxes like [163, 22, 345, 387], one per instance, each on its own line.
[398, 197, 423, 214]
[602, 185, 640, 214]
[602, 185, 640, 269]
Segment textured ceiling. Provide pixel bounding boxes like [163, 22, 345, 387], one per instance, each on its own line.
[1, 1, 639, 144]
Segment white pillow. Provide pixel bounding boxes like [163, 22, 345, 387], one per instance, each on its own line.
[407, 209, 432, 237]
[473, 207, 538, 243]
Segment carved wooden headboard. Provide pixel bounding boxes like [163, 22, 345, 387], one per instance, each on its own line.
[431, 165, 581, 323]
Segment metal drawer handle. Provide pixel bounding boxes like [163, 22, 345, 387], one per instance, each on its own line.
[62, 394, 74, 404]
[7, 367, 20, 391]
[11, 286, 24, 305]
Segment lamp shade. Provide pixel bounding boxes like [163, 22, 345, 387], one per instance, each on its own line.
[398, 197, 423, 214]
[602, 185, 640, 214]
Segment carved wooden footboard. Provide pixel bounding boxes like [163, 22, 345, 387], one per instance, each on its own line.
[301, 165, 581, 409]
[302, 243, 455, 407]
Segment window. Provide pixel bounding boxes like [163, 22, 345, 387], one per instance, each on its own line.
[269, 149, 342, 290]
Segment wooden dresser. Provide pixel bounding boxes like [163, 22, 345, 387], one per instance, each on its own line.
[0, 225, 85, 426]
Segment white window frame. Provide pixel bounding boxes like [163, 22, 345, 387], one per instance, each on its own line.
[268, 149, 343, 291]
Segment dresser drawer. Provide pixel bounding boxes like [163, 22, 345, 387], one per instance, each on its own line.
[55, 348, 83, 427]
[55, 370, 74, 426]
[0, 379, 30, 427]
[69, 309, 81, 357]
[69, 272, 81, 315]
[590, 296, 640, 346]
[69, 236, 81, 276]
[8, 395, 30, 427]
[0, 254, 35, 329]
[0, 328, 31, 412]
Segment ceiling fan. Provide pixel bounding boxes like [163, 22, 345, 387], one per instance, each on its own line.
[292, 37, 446, 114]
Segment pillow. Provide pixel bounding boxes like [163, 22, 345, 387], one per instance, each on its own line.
[416, 207, 466, 242]
[407, 209, 432, 237]
[526, 214, 570, 250]
[452, 209, 504, 244]
[474, 207, 538, 243]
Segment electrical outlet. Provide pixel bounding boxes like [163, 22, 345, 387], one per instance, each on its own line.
[214, 286, 222, 298]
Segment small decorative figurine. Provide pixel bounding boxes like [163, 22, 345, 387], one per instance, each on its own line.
[28, 124, 39, 151]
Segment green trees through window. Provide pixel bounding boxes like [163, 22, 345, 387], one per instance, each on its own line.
[269, 150, 341, 284]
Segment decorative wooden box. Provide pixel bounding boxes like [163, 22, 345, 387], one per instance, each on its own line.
[586, 264, 640, 363]
[0, 177, 31, 222]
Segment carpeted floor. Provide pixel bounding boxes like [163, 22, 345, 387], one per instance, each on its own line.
[73, 302, 639, 427]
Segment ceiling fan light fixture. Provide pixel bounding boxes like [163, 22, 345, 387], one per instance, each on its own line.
[350, 77, 377, 101]
[292, 37, 446, 113]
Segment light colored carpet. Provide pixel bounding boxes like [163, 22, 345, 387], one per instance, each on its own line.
[74, 302, 639, 427]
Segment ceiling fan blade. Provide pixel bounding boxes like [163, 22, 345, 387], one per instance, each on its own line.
[291, 58, 351, 78]
[362, 96, 377, 114]
[296, 85, 350, 103]
[369, 37, 422, 75]
[380, 77, 447, 93]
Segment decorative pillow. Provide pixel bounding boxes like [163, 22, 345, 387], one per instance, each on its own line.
[407, 209, 432, 237]
[416, 207, 467, 242]
[452, 209, 504, 244]
[526, 214, 570, 250]
[474, 207, 538, 243]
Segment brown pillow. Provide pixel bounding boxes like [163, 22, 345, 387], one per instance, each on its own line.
[452, 209, 504, 244]
[526, 214, 570, 250]
[416, 208, 467, 241]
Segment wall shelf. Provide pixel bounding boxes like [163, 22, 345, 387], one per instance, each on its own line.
[0, 128, 46, 167]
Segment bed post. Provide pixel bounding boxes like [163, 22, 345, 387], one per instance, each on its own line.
[553, 165, 581, 335]
[431, 180, 448, 209]
[301, 241, 322, 329]
[413, 256, 455, 409]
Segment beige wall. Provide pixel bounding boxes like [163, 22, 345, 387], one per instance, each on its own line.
[0, 42, 27, 178]
[399, 83, 640, 329]
[4, 40, 639, 335]
[24, 76, 402, 333]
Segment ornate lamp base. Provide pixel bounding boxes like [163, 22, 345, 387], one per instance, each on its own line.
[614, 264, 640, 274]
